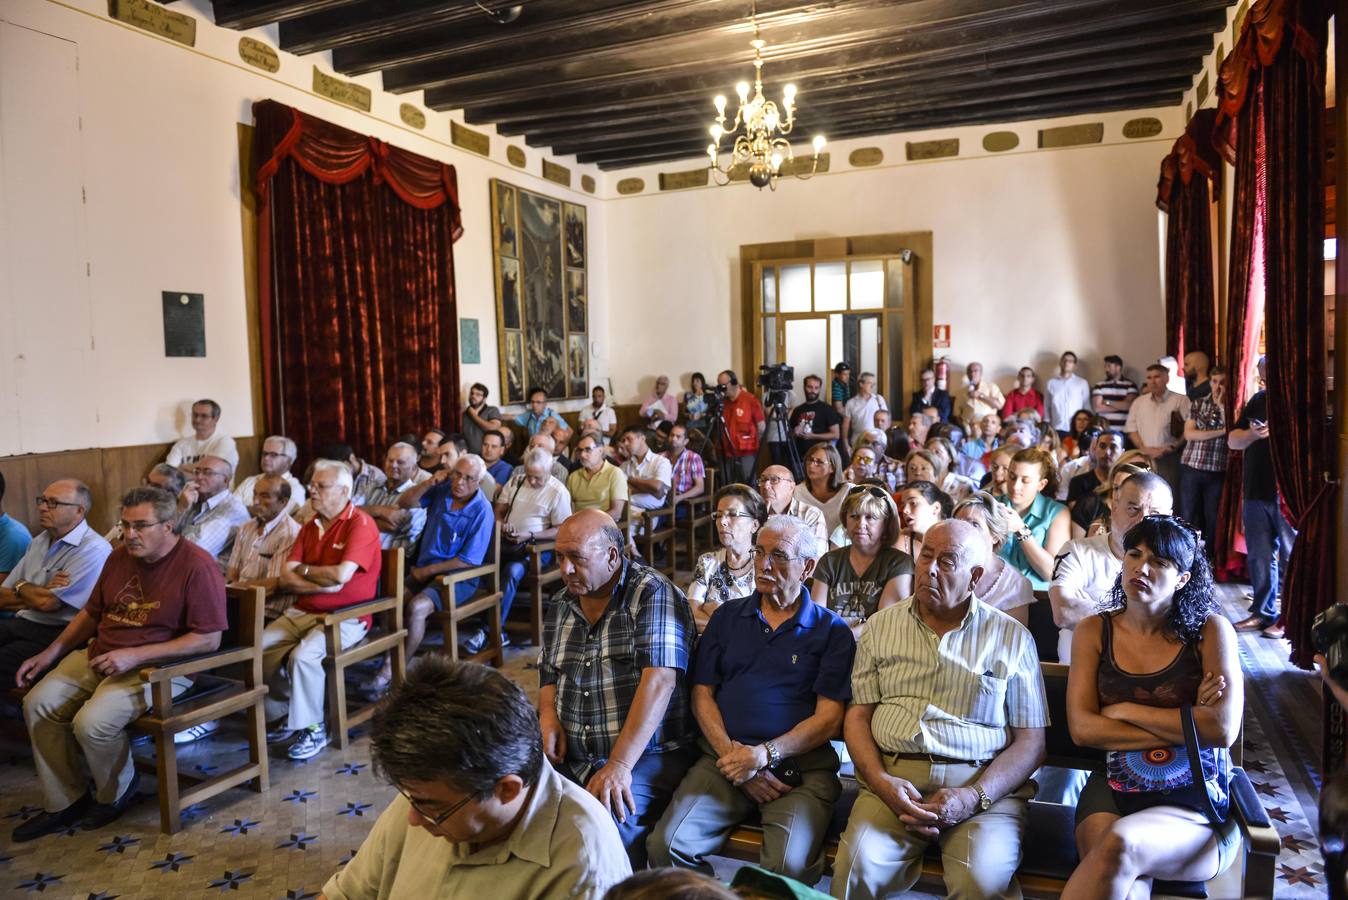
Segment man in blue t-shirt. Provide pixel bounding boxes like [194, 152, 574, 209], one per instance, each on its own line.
[0, 471, 33, 577]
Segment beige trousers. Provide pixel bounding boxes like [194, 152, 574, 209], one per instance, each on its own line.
[261, 609, 368, 731]
[23, 647, 189, 809]
[831, 756, 1036, 900]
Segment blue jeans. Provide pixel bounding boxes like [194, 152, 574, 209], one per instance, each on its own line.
[561, 745, 696, 868]
[500, 550, 550, 622]
[1242, 497, 1295, 621]
[1179, 465, 1225, 551]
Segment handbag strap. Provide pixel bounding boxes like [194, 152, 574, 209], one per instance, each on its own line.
[1180, 703, 1227, 825]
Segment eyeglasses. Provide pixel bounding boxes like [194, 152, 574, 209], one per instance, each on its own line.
[713, 511, 756, 523]
[752, 546, 805, 566]
[260, 451, 290, 459]
[847, 485, 890, 500]
[308, 481, 340, 492]
[118, 519, 168, 534]
[194, 468, 230, 478]
[396, 785, 475, 826]
[757, 476, 791, 487]
[35, 496, 83, 509]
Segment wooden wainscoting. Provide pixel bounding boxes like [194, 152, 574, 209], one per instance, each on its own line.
[0, 436, 262, 535]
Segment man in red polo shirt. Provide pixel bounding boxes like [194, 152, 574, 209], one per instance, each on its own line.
[263, 459, 382, 760]
[715, 369, 765, 485]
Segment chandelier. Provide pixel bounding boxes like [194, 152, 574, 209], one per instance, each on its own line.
[706, 1, 826, 190]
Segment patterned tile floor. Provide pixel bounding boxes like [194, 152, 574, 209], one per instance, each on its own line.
[0, 584, 1329, 898]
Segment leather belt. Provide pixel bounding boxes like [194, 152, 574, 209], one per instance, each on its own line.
[888, 751, 990, 766]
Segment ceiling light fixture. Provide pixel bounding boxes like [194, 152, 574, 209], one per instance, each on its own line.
[706, 1, 825, 190]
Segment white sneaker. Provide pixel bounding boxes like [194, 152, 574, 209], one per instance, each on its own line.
[287, 725, 328, 760]
[173, 719, 220, 744]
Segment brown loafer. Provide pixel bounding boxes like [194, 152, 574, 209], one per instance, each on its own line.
[1233, 616, 1269, 632]
[1260, 624, 1285, 639]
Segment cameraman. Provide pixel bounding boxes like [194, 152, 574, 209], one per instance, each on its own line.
[789, 374, 842, 467]
[715, 370, 765, 485]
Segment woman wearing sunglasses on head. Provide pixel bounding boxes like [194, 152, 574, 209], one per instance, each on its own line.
[808, 485, 912, 637]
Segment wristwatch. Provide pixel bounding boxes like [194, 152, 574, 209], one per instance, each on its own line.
[973, 782, 992, 812]
[762, 740, 782, 768]
[1016, 526, 1033, 543]
[12, 580, 27, 595]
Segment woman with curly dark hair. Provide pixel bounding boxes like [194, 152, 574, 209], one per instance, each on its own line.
[1063, 516, 1241, 899]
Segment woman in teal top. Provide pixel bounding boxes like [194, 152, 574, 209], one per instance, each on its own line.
[998, 447, 1070, 590]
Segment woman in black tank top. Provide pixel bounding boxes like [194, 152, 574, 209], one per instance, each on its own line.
[1061, 515, 1242, 899]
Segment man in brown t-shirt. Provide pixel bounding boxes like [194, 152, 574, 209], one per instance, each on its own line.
[14, 486, 227, 842]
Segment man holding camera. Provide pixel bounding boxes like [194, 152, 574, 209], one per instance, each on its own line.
[646, 514, 854, 884]
[789, 374, 842, 467]
[715, 371, 765, 486]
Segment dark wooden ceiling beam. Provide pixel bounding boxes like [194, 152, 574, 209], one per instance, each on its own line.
[277, 0, 505, 56]
[413, 0, 1226, 106]
[210, 0, 365, 30]
[515, 42, 1207, 146]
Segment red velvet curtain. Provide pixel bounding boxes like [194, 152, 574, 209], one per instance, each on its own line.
[252, 99, 464, 464]
[1213, 0, 1334, 667]
[1157, 109, 1221, 361]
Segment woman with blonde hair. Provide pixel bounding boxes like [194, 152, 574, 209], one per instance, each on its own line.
[794, 441, 851, 537]
[952, 491, 1037, 624]
[810, 484, 912, 635]
[998, 447, 1070, 589]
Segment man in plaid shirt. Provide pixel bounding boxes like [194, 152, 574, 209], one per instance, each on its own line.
[1179, 365, 1229, 550]
[663, 424, 706, 508]
[538, 508, 696, 867]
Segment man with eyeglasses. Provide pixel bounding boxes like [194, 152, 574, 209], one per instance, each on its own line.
[321, 657, 630, 898]
[176, 455, 249, 563]
[223, 474, 302, 621]
[264, 460, 383, 760]
[539, 508, 696, 867]
[568, 434, 629, 523]
[857, 428, 904, 492]
[756, 466, 827, 545]
[648, 515, 854, 883]
[0, 480, 111, 689]
[164, 398, 239, 472]
[15, 486, 228, 840]
[831, 520, 1047, 900]
[233, 435, 306, 515]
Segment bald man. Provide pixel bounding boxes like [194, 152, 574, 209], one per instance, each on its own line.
[755, 465, 827, 545]
[537, 509, 696, 868]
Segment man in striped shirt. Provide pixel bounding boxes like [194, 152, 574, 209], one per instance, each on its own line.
[1091, 354, 1140, 431]
[832, 519, 1048, 900]
[222, 474, 301, 621]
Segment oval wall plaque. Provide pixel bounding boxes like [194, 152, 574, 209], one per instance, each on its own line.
[982, 131, 1019, 152]
[1122, 117, 1163, 139]
[399, 103, 426, 130]
[238, 37, 279, 73]
[617, 178, 645, 195]
[506, 145, 527, 168]
[581, 174, 596, 194]
[848, 147, 883, 167]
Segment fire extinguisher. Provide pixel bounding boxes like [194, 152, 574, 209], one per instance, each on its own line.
[934, 357, 949, 392]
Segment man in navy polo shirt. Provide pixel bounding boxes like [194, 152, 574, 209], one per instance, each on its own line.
[647, 514, 854, 884]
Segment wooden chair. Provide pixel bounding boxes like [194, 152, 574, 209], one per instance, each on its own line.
[430, 521, 505, 668]
[674, 469, 717, 568]
[510, 538, 561, 648]
[630, 494, 678, 576]
[129, 584, 269, 834]
[314, 547, 408, 750]
[1028, 589, 1061, 662]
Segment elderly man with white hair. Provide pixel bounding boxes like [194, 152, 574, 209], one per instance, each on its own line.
[648, 515, 855, 883]
[755, 465, 827, 545]
[361, 442, 428, 552]
[496, 447, 573, 627]
[263, 459, 383, 760]
[233, 435, 306, 515]
[831, 519, 1049, 900]
[509, 431, 570, 485]
[176, 455, 249, 562]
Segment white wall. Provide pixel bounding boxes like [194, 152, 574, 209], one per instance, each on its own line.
[601, 109, 1181, 403]
[0, 0, 606, 455]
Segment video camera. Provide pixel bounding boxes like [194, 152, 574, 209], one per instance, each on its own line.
[757, 363, 795, 409]
[1315, 604, 1348, 690]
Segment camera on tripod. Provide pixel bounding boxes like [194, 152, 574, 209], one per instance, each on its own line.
[1314, 603, 1348, 690]
[757, 363, 794, 408]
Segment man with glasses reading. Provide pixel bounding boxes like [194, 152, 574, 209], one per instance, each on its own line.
[0, 480, 111, 688]
[756, 465, 827, 546]
[176, 455, 249, 562]
[321, 657, 630, 898]
[15, 486, 227, 840]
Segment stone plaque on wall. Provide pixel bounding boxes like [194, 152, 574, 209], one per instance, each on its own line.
[400, 104, 426, 129]
[451, 120, 489, 155]
[1038, 123, 1103, 149]
[848, 147, 884, 167]
[659, 168, 709, 191]
[982, 131, 1019, 152]
[906, 138, 959, 160]
[238, 37, 279, 72]
[162, 292, 206, 357]
[506, 145, 527, 168]
[108, 0, 196, 46]
[581, 174, 596, 194]
[617, 177, 645, 195]
[542, 159, 572, 188]
[1122, 118, 1164, 139]
[313, 67, 371, 112]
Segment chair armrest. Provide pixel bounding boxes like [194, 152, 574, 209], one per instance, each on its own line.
[139, 645, 257, 683]
[1230, 767, 1273, 831]
[438, 564, 494, 587]
[313, 595, 399, 625]
[527, 540, 558, 557]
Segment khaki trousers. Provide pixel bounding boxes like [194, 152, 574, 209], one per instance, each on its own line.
[831, 756, 1036, 900]
[23, 648, 189, 809]
[261, 610, 368, 731]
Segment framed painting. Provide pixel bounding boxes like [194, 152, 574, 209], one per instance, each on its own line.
[491, 178, 587, 401]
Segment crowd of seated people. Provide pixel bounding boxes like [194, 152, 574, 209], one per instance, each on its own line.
[0, 352, 1285, 897]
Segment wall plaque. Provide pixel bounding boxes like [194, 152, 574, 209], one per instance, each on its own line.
[849, 147, 884, 167]
[1122, 117, 1164, 139]
[659, 168, 709, 191]
[506, 145, 527, 168]
[399, 104, 426, 130]
[581, 174, 596, 194]
[542, 159, 572, 188]
[1038, 123, 1103, 149]
[617, 177, 645, 195]
[108, 0, 196, 47]
[313, 67, 371, 112]
[459, 318, 481, 364]
[1197, 72, 1210, 106]
[982, 131, 1019, 152]
[238, 37, 279, 72]
[162, 292, 206, 357]
[906, 138, 959, 160]
[451, 120, 489, 155]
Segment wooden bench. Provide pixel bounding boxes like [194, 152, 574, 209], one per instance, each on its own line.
[718, 663, 1279, 899]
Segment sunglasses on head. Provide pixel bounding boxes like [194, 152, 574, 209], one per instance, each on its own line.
[847, 485, 890, 501]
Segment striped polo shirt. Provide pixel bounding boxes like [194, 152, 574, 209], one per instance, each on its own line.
[1091, 377, 1140, 428]
[851, 594, 1049, 762]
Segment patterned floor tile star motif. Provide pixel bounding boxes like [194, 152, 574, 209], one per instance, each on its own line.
[0, 852, 13, 864]
[1281, 833, 1317, 853]
[179, 803, 208, 821]
[283, 888, 319, 899]
[1277, 864, 1321, 887]
[86, 892, 119, 900]
[1252, 780, 1281, 798]
[150, 852, 195, 872]
[338, 802, 372, 817]
[335, 763, 366, 776]
[208, 870, 254, 891]
[5, 805, 41, 820]
[276, 832, 318, 850]
[96, 835, 140, 854]
[1265, 806, 1292, 823]
[221, 818, 261, 835]
[1242, 759, 1269, 774]
[17, 872, 63, 891]
[282, 789, 317, 804]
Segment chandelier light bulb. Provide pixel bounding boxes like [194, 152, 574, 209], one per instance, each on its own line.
[736, 81, 750, 101]
[707, 143, 717, 157]
[713, 94, 727, 114]
[710, 124, 723, 141]
[783, 83, 797, 102]
[770, 152, 783, 171]
[812, 134, 827, 153]
[764, 109, 778, 131]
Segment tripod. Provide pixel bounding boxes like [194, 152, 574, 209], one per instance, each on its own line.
[703, 396, 740, 487]
[765, 396, 803, 481]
